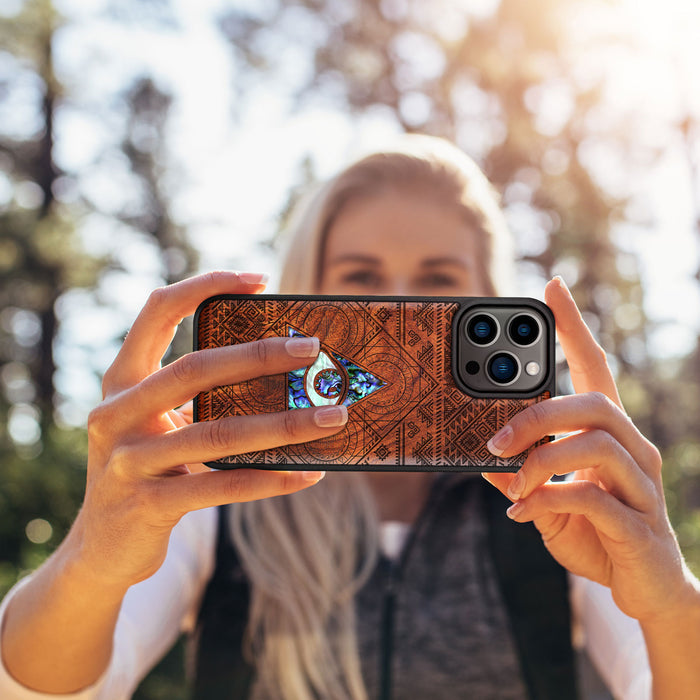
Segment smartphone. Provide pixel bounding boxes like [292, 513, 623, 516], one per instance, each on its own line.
[193, 295, 555, 472]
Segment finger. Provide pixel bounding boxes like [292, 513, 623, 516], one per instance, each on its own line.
[506, 479, 640, 545]
[112, 405, 348, 476]
[505, 430, 656, 511]
[119, 336, 320, 419]
[156, 468, 326, 519]
[486, 392, 661, 480]
[481, 471, 517, 499]
[104, 271, 268, 394]
[544, 277, 622, 408]
[170, 406, 210, 474]
[171, 402, 193, 428]
[482, 471, 533, 525]
[482, 473, 614, 572]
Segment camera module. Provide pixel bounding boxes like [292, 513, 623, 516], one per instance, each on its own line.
[487, 352, 520, 385]
[507, 314, 540, 347]
[454, 301, 551, 397]
[466, 313, 499, 346]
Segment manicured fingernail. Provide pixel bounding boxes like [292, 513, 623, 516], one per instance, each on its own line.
[314, 405, 348, 428]
[506, 501, 524, 520]
[507, 471, 525, 500]
[303, 471, 326, 483]
[238, 272, 269, 285]
[487, 425, 513, 456]
[286, 336, 319, 358]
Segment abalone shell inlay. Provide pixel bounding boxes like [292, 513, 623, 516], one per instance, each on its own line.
[287, 327, 386, 408]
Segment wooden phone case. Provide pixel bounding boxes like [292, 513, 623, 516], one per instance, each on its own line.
[193, 295, 554, 472]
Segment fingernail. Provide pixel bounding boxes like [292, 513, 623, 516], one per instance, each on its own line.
[303, 471, 326, 483]
[552, 275, 570, 295]
[314, 405, 348, 428]
[286, 336, 319, 358]
[487, 425, 513, 456]
[238, 272, 269, 285]
[507, 471, 525, 500]
[506, 501, 524, 520]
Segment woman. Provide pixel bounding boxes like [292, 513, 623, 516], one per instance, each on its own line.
[1, 136, 699, 700]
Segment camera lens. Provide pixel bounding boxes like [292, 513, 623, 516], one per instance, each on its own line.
[466, 313, 498, 345]
[487, 352, 519, 385]
[508, 314, 540, 347]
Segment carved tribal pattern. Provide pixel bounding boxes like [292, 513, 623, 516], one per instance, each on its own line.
[195, 298, 549, 471]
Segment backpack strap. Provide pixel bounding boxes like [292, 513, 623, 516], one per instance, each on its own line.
[190, 505, 254, 700]
[484, 483, 579, 700]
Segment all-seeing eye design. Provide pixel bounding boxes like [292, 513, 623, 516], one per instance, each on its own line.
[287, 328, 387, 409]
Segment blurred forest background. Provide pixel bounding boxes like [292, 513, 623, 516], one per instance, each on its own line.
[2, 0, 700, 697]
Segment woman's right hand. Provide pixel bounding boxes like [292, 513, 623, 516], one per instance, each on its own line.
[73, 271, 346, 590]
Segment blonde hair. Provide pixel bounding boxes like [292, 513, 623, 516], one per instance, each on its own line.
[230, 476, 378, 700]
[230, 135, 514, 700]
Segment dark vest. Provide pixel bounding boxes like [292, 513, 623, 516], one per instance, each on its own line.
[190, 478, 578, 700]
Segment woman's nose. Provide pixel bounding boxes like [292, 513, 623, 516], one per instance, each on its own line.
[382, 279, 412, 296]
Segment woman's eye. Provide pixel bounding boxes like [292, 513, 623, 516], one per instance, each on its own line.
[340, 270, 383, 288]
[417, 273, 460, 290]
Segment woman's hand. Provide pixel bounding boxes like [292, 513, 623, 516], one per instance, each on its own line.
[2, 270, 350, 694]
[482, 277, 697, 625]
[75, 271, 347, 589]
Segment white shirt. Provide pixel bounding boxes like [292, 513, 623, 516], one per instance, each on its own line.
[0, 507, 651, 699]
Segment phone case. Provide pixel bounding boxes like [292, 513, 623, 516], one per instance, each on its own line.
[193, 295, 554, 472]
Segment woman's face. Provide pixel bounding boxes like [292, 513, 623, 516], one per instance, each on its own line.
[318, 189, 488, 296]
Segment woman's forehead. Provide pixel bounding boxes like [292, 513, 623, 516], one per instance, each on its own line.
[323, 191, 477, 260]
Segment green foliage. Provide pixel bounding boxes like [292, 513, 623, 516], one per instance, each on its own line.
[0, 422, 87, 599]
[0, 2, 197, 697]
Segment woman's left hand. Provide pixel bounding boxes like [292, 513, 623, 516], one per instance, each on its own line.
[483, 276, 696, 625]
